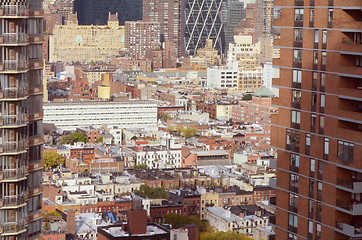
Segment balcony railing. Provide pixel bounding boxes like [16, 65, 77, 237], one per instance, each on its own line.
[2, 114, 27, 127]
[295, 0, 304, 6]
[0, 87, 28, 99]
[336, 199, 362, 215]
[0, 60, 28, 72]
[0, 33, 28, 44]
[269, 196, 276, 207]
[336, 221, 362, 237]
[269, 215, 276, 225]
[1, 140, 27, 153]
[2, 220, 26, 234]
[0, 5, 28, 17]
[3, 193, 27, 207]
[337, 178, 362, 193]
[2, 166, 27, 180]
[269, 178, 277, 188]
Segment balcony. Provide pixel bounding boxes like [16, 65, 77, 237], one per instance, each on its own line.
[293, 61, 302, 68]
[336, 178, 362, 193]
[2, 220, 26, 234]
[269, 178, 277, 188]
[0, 87, 28, 99]
[1, 166, 27, 181]
[286, 144, 299, 153]
[269, 158, 277, 169]
[336, 199, 362, 215]
[0, 5, 28, 18]
[0, 33, 28, 45]
[341, 38, 362, 53]
[293, 40, 303, 48]
[294, 20, 303, 27]
[2, 193, 27, 208]
[1, 114, 27, 128]
[269, 196, 276, 207]
[290, 165, 299, 173]
[0, 140, 27, 154]
[269, 215, 276, 225]
[336, 222, 362, 238]
[0, 60, 28, 72]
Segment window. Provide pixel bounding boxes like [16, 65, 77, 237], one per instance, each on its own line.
[324, 138, 329, 158]
[311, 114, 317, 132]
[312, 72, 318, 90]
[295, 9, 304, 22]
[318, 161, 323, 175]
[294, 49, 303, 63]
[337, 140, 354, 162]
[289, 233, 298, 240]
[310, 159, 316, 173]
[288, 213, 298, 229]
[306, 133, 311, 154]
[309, 200, 314, 215]
[292, 90, 301, 108]
[320, 115, 325, 133]
[294, 29, 303, 46]
[290, 174, 299, 192]
[322, 30, 327, 45]
[316, 223, 322, 237]
[289, 193, 298, 209]
[293, 70, 302, 84]
[286, 129, 300, 152]
[29, 170, 42, 189]
[314, 30, 319, 44]
[312, 93, 317, 110]
[310, 8, 315, 23]
[321, 52, 327, 68]
[309, 221, 314, 234]
[321, 73, 326, 91]
[29, 194, 42, 213]
[313, 50, 318, 65]
[328, 9, 333, 25]
[290, 154, 300, 171]
[292, 110, 301, 125]
[310, 179, 315, 197]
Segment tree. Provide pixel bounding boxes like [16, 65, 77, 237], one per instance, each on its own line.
[131, 136, 138, 141]
[62, 132, 89, 145]
[132, 164, 148, 170]
[160, 113, 172, 122]
[200, 231, 253, 240]
[242, 94, 253, 101]
[134, 185, 168, 199]
[181, 127, 198, 138]
[163, 214, 212, 233]
[43, 151, 65, 169]
[95, 137, 103, 143]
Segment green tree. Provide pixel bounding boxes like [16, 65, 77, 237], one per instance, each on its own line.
[242, 94, 253, 101]
[131, 136, 138, 141]
[181, 127, 198, 138]
[160, 113, 172, 122]
[132, 164, 148, 170]
[200, 231, 253, 240]
[43, 151, 66, 169]
[133, 185, 168, 199]
[163, 214, 212, 233]
[95, 137, 104, 143]
[62, 132, 89, 145]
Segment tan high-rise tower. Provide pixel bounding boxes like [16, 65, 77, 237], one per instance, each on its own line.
[0, 0, 44, 239]
[271, 0, 362, 239]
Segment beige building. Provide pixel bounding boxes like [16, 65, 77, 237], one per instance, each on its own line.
[200, 191, 219, 219]
[50, 13, 125, 63]
[190, 39, 221, 68]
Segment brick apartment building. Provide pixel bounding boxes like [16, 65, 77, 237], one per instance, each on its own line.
[271, 0, 362, 239]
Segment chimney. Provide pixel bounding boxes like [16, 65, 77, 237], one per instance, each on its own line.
[127, 198, 147, 235]
[67, 210, 76, 235]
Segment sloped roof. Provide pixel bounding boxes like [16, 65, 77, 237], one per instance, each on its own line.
[253, 86, 274, 98]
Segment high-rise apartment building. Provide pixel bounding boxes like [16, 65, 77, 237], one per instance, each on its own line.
[125, 21, 161, 60]
[142, 0, 182, 56]
[254, 0, 274, 42]
[181, 0, 226, 56]
[0, 0, 44, 239]
[74, 0, 142, 26]
[271, 0, 362, 240]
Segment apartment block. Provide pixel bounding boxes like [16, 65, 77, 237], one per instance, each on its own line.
[0, 0, 44, 239]
[271, 0, 362, 239]
[125, 20, 161, 60]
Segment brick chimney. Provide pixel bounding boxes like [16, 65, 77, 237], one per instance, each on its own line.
[127, 209, 147, 235]
[67, 210, 76, 235]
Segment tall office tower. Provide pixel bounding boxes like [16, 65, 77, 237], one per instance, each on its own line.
[74, 0, 142, 26]
[54, 0, 74, 24]
[271, 0, 362, 240]
[143, 0, 182, 57]
[224, 0, 245, 54]
[254, 0, 274, 42]
[181, 0, 226, 56]
[0, 0, 44, 239]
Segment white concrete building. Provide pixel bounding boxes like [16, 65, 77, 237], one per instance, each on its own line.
[126, 145, 182, 169]
[205, 207, 268, 236]
[207, 61, 239, 89]
[43, 101, 158, 131]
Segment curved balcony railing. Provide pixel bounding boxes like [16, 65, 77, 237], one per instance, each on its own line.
[0, 87, 28, 99]
[0, 5, 28, 17]
[1, 140, 27, 153]
[0, 33, 28, 44]
[3, 193, 27, 207]
[2, 114, 28, 127]
[2, 220, 26, 234]
[0, 60, 28, 72]
[2, 166, 27, 181]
